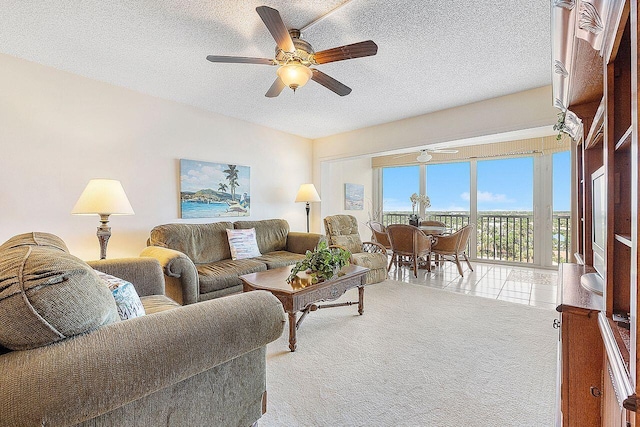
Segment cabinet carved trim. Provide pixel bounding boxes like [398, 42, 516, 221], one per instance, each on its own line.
[598, 313, 634, 409]
[578, 2, 604, 35]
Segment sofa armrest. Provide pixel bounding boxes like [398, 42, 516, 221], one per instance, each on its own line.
[0, 291, 285, 427]
[87, 257, 165, 297]
[140, 246, 199, 305]
[286, 232, 325, 254]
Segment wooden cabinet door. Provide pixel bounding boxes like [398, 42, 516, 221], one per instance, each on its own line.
[560, 310, 602, 426]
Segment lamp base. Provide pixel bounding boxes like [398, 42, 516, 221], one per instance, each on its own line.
[305, 202, 311, 233]
[97, 214, 112, 260]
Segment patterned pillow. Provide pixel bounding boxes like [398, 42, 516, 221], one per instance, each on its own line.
[332, 234, 363, 254]
[94, 270, 146, 320]
[226, 228, 262, 260]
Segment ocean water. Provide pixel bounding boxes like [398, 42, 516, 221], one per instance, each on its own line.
[181, 201, 249, 218]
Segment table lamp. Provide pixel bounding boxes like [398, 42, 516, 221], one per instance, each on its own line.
[295, 184, 321, 232]
[72, 179, 134, 259]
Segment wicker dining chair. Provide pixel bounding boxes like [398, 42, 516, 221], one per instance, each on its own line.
[430, 224, 475, 276]
[386, 224, 433, 277]
[367, 221, 391, 250]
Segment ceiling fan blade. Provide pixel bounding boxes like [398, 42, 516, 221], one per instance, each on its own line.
[256, 6, 295, 53]
[206, 55, 275, 65]
[429, 149, 459, 154]
[265, 77, 286, 98]
[313, 40, 378, 64]
[311, 69, 352, 96]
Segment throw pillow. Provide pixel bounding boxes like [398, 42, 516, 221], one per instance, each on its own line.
[94, 270, 146, 320]
[226, 228, 262, 260]
[0, 232, 120, 351]
[331, 234, 363, 254]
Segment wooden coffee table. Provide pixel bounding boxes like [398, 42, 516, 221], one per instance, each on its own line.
[240, 264, 369, 352]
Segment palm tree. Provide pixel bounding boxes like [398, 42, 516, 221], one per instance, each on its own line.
[223, 165, 239, 201]
[218, 182, 228, 194]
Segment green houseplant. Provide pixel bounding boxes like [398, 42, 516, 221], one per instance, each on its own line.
[287, 240, 351, 284]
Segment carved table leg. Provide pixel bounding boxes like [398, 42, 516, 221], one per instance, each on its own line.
[358, 286, 364, 315]
[288, 311, 297, 352]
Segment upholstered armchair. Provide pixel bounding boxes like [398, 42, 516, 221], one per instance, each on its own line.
[323, 215, 388, 284]
[431, 224, 475, 276]
[0, 232, 285, 426]
[386, 224, 433, 277]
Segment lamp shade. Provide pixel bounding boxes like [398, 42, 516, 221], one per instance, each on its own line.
[277, 63, 313, 90]
[72, 179, 134, 215]
[295, 184, 321, 203]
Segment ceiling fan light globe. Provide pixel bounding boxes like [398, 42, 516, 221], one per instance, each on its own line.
[277, 63, 312, 91]
[417, 153, 432, 162]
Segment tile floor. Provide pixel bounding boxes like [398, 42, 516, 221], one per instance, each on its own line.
[388, 259, 558, 310]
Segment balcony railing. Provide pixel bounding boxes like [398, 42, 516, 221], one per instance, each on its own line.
[381, 211, 570, 265]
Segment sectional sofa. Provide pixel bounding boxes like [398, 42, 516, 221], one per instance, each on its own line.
[141, 219, 324, 304]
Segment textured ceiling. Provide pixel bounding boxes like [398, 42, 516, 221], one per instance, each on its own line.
[0, 1, 551, 139]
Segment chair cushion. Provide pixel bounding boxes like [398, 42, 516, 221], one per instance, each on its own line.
[253, 251, 305, 269]
[0, 232, 120, 350]
[351, 252, 388, 285]
[332, 235, 363, 254]
[140, 295, 181, 315]
[226, 228, 262, 260]
[197, 258, 267, 294]
[351, 252, 388, 271]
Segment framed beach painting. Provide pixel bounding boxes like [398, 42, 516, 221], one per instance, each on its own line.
[344, 183, 364, 210]
[180, 159, 250, 218]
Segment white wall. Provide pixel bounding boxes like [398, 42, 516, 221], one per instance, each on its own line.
[319, 157, 373, 239]
[0, 54, 312, 260]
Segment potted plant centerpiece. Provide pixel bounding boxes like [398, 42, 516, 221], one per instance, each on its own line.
[409, 193, 431, 226]
[287, 240, 351, 286]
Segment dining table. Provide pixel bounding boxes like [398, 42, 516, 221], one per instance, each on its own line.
[418, 225, 448, 236]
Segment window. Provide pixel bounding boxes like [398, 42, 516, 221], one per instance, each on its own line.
[382, 166, 419, 225]
[425, 162, 470, 230]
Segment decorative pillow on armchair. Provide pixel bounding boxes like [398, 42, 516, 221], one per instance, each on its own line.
[95, 270, 146, 320]
[226, 228, 262, 260]
[331, 234, 363, 254]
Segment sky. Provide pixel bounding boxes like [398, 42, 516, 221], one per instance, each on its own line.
[180, 159, 250, 194]
[382, 151, 571, 212]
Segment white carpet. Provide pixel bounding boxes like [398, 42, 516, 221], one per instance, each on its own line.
[260, 280, 557, 427]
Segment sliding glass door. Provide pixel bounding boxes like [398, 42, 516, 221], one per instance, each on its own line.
[424, 162, 470, 230]
[476, 157, 534, 263]
[382, 166, 419, 224]
[379, 150, 571, 267]
[552, 151, 571, 265]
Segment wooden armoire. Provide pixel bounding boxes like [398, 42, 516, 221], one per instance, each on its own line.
[553, 1, 640, 426]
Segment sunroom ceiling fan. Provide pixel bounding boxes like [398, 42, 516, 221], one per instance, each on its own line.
[206, 5, 378, 97]
[395, 148, 460, 163]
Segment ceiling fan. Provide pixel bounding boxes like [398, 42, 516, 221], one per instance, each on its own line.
[394, 148, 460, 163]
[206, 5, 378, 97]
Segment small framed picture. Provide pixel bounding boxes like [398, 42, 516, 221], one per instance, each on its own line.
[344, 183, 364, 210]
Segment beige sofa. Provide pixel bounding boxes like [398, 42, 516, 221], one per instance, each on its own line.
[142, 219, 323, 304]
[0, 233, 285, 427]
